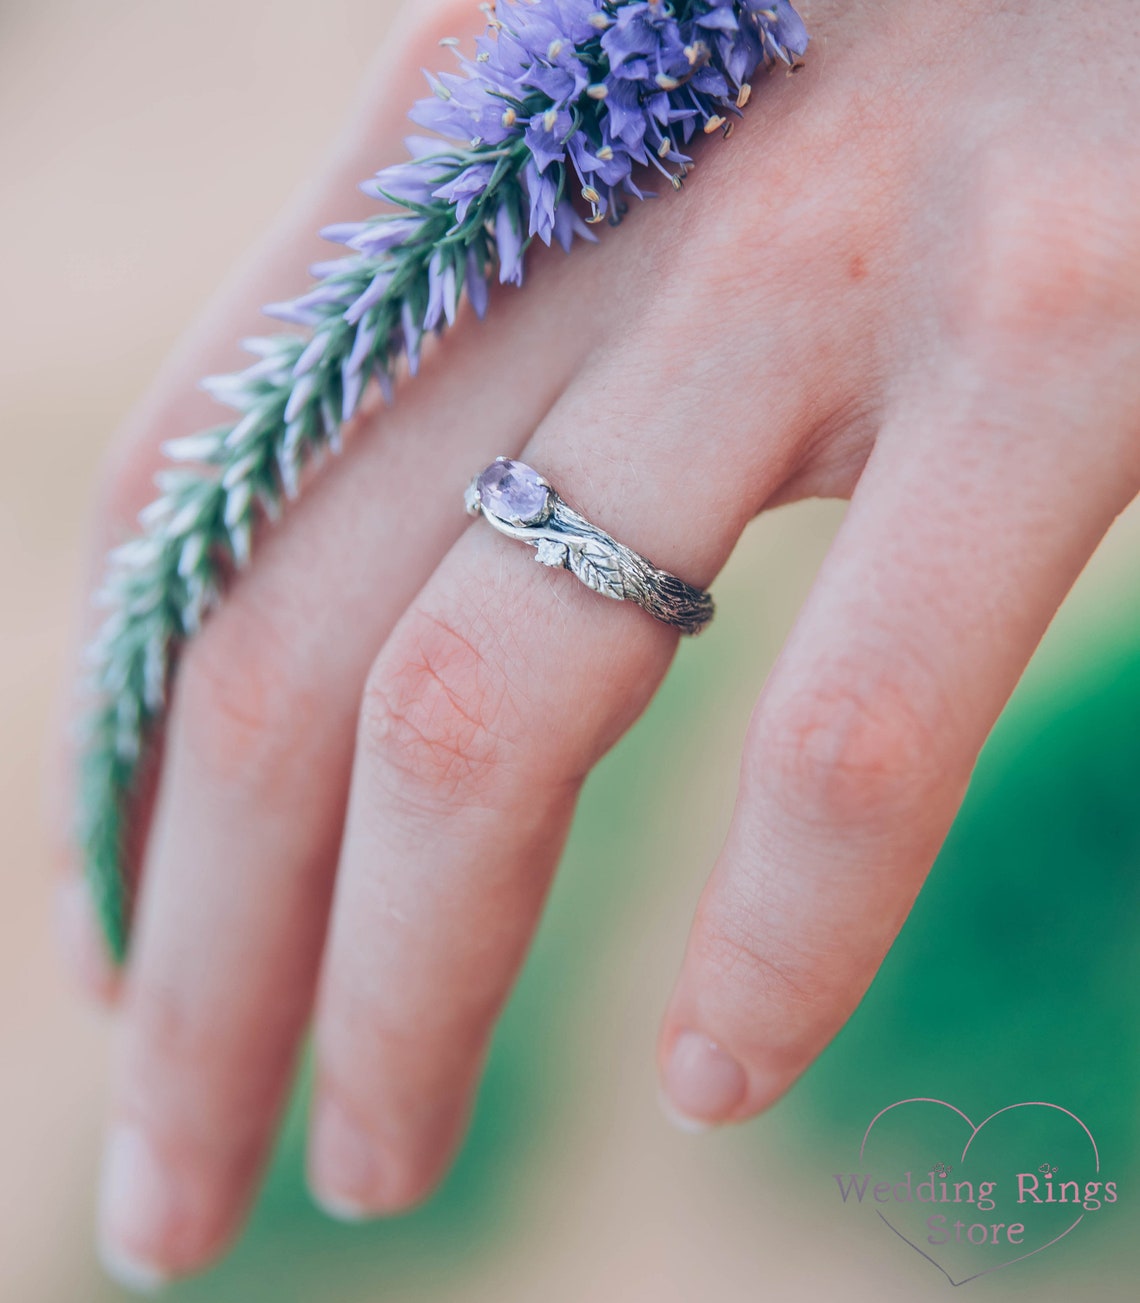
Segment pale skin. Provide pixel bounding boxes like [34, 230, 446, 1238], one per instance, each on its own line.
[49, 0, 1140, 1285]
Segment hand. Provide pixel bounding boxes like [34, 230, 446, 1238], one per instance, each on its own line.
[52, 0, 1140, 1283]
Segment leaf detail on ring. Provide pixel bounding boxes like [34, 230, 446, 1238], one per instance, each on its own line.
[534, 537, 570, 569]
[565, 537, 626, 600]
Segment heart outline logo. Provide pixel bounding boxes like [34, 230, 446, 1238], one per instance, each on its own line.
[859, 1098, 1100, 1287]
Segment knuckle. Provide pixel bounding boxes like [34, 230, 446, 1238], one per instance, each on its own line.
[127, 980, 211, 1082]
[124, 978, 291, 1135]
[756, 671, 949, 832]
[690, 886, 879, 1071]
[954, 151, 1140, 355]
[176, 595, 315, 795]
[359, 608, 516, 811]
[692, 910, 823, 1019]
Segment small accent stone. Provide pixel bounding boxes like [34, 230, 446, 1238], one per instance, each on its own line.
[476, 459, 551, 524]
[534, 537, 569, 568]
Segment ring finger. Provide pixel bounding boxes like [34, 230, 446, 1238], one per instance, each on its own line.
[306, 314, 830, 1214]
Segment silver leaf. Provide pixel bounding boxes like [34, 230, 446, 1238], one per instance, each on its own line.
[566, 537, 626, 600]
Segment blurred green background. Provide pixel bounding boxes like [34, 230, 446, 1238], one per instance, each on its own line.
[2, 3, 1137, 1300]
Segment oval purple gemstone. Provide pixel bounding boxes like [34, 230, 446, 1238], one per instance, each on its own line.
[476, 459, 551, 524]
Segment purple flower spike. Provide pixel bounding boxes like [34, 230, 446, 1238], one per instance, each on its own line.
[282, 2, 810, 365]
[79, 0, 810, 962]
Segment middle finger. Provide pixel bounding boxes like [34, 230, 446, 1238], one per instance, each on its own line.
[307, 308, 833, 1215]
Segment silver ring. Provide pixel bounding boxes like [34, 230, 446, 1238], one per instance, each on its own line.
[465, 458, 714, 636]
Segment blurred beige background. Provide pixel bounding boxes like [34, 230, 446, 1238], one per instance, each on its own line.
[2, 3, 1138, 1300]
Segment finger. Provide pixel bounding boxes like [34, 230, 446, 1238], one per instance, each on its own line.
[657, 382, 1140, 1129]
[305, 310, 831, 1217]
[48, 0, 471, 999]
[99, 260, 594, 1276]
[85, 0, 581, 1284]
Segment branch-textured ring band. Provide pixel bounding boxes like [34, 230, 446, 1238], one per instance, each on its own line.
[465, 458, 715, 636]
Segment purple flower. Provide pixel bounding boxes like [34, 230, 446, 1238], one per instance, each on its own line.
[424, 251, 459, 330]
[761, 0, 810, 60]
[602, 3, 686, 77]
[362, 160, 442, 206]
[552, 200, 596, 253]
[524, 160, 560, 245]
[344, 268, 394, 325]
[524, 106, 575, 174]
[432, 163, 496, 223]
[496, 201, 525, 285]
[409, 71, 518, 145]
[465, 247, 490, 318]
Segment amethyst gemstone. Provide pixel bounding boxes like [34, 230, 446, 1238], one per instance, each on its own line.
[476, 459, 551, 524]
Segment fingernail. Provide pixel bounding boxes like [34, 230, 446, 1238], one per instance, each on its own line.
[661, 1031, 748, 1129]
[98, 1242, 167, 1295]
[55, 876, 120, 1004]
[97, 1126, 171, 1293]
[657, 1086, 713, 1134]
[309, 1095, 380, 1221]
